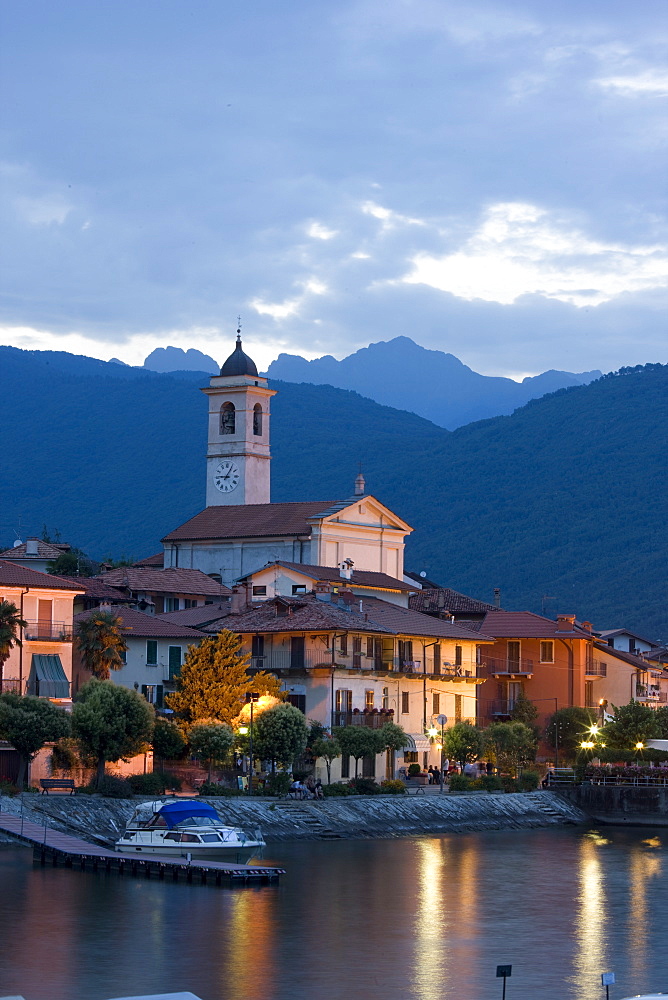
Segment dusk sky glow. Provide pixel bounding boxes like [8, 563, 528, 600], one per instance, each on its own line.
[1, 0, 666, 377]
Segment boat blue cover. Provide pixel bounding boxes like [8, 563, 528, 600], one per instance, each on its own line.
[158, 801, 220, 828]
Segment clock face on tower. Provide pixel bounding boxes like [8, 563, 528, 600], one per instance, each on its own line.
[213, 460, 241, 493]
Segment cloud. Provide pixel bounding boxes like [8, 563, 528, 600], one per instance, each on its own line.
[15, 194, 74, 226]
[596, 70, 668, 96]
[307, 221, 339, 240]
[250, 278, 329, 321]
[396, 202, 668, 306]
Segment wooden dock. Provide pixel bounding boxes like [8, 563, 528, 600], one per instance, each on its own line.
[0, 812, 285, 887]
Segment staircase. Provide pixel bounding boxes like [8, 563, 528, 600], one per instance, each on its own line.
[271, 801, 344, 839]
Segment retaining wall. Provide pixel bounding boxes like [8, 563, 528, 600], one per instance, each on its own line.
[559, 785, 668, 826]
[0, 790, 587, 845]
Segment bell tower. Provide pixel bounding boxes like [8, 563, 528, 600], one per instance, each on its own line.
[201, 331, 276, 506]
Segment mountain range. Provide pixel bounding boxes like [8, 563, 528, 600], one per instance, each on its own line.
[1, 346, 665, 638]
[266, 336, 601, 429]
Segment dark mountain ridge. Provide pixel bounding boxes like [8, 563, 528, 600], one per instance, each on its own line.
[267, 335, 601, 429]
[1, 347, 665, 637]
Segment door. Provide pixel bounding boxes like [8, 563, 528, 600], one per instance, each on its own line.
[352, 637, 362, 669]
[290, 636, 305, 670]
[508, 681, 521, 711]
[38, 600, 52, 638]
[507, 641, 520, 672]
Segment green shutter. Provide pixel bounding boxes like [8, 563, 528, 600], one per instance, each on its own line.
[146, 640, 158, 665]
[156, 685, 164, 708]
[168, 646, 182, 680]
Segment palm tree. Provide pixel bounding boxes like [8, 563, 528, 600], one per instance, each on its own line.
[0, 601, 27, 690]
[75, 610, 128, 679]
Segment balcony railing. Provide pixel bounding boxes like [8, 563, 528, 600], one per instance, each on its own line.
[0, 679, 21, 694]
[24, 621, 73, 642]
[331, 710, 396, 728]
[636, 685, 666, 702]
[482, 699, 517, 718]
[249, 652, 428, 674]
[586, 660, 607, 676]
[480, 656, 534, 676]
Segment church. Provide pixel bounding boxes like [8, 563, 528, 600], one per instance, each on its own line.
[161, 333, 413, 588]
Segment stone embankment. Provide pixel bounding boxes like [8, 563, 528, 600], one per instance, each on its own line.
[559, 785, 668, 826]
[0, 790, 586, 845]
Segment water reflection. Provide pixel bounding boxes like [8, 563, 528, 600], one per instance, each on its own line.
[2, 828, 668, 1000]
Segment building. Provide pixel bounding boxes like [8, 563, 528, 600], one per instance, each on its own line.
[599, 628, 661, 656]
[161, 335, 412, 588]
[0, 538, 72, 575]
[96, 566, 231, 613]
[236, 559, 416, 607]
[0, 560, 84, 702]
[201, 590, 493, 781]
[72, 606, 205, 707]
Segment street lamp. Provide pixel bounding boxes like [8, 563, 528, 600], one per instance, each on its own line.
[436, 714, 448, 792]
[245, 692, 259, 795]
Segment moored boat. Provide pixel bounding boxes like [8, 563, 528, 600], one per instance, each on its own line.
[115, 800, 265, 863]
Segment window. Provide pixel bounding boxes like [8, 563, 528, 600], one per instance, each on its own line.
[352, 636, 362, 669]
[540, 641, 554, 663]
[362, 754, 376, 778]
[168, 646, 182, 681]
[164, 597, 180, 612]
[141, 684, 163, 707]
[251, 635, 265, 660]
[433, 644, 441, 675]
[292, 585, 307, 595]
[253, 403, 263, 436]
[341, 755, 350, 778]
[455, 694, 462, 722]
[184, 599, 198, 609]
[287, 694, 306, 713]
[454, 645, 462, 667]
[252, 586, 267, 597]
[404, 751, 418, 764]
[585, 680, 595, 708]
[401, 691, 410, 714]
[339, 635, 348, 657]
[432, 693, 440, 716]
[146, 640, 158, 666]
[382, 687, 389, 710]
[220, 401, 235, 434]
[336, 689, 352, 713]
[399, 640, 413, 667]
[365, 689, 374, 710]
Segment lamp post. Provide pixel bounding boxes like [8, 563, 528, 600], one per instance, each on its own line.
[528, 696, 559, 768]
[245, 691, 259, 795]
[436, 714, 448, 791]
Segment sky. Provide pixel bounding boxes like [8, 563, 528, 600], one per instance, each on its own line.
[1, 0, 666, 378]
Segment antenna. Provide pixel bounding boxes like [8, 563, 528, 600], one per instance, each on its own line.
[237, 315, 242, 334]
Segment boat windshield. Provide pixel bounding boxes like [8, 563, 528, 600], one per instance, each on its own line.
[173, 816, 220, 829]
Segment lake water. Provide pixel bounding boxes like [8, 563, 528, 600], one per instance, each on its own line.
[0, 826, 666, 1000]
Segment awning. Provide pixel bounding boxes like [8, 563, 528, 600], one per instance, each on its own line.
[26, 654, 70, 699]
[404, 733, 432, 753]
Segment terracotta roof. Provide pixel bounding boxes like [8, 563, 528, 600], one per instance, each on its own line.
[158, 603, 231, 627]
[97, 567, 231, 597]
[593, 641, 664, 671]
[404, 571, 443, 589]
[410, 587, 498, 616]
[0, 539, 71, 559]
[0, 560, 85, 592]
[61, 577, 129, 600]
[478, 610, 593, 639]
[161, 500, 339, 542]
[240, 561, 415, 593]
[133, 553, 164, 568]
[599, 628, 660, 647]
[205, 594, 493, 641]
[358, 597, 495, 641]
[74, 607, 205, 639]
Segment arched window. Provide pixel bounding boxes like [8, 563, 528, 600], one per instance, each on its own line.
[253, 403, 263, 436]
[220, 402, 235, 435]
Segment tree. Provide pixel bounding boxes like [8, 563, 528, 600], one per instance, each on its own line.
[443, 721, 485, 770]
[510, 693, 540, 737]
[485, 721, 537, 776]
[72, 679, 155, 786]
[166, 630, 282, 725]
[0, 601, 27, 685]
[545, 707, 597, 761]
[654, 706, 668, 738]
[189, 723, 235, 782]
[75, 611, 128, 680]
[47, 548, 97, 577]
[0, 694, 70, 787]
[378, 722, 408, 754]
[255, 703, 308, 771]
[333, 726, 383, 779]
[152, 718, 187, 764]
[601, 701, 660, 751]
[311, 735, 341, 784]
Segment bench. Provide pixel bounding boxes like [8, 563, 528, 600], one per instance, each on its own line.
[40, 778, 75, 795]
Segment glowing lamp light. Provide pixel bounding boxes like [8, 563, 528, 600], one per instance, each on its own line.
[635, 742, 645, 751]
[427, 727, 438, 738]
[589, 725, 599, 736]
[238, 726, 249, 735]
[580, 741, 595, 750]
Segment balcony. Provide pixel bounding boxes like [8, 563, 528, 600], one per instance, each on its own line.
[480, 656, 534, 677]
[586, 660, 607, 676]
[24, 621, 73, 642]
[483, 699, 517, 718]
[636, 685, 666, 703]
[331, 709, 396, 728]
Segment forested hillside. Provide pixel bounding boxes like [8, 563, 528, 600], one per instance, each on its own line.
[1, 347, 666, 638]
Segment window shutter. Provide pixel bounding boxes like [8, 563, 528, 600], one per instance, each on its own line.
[156, 685, 164, 708]
[141, 685, 148, 699]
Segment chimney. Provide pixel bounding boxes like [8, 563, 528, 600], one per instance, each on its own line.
[338, 589, 355, 610]
[581, 621, 593, 633]
[339, 558, 354, 581]
[354, 472, 366, 496]
[99, 602, 113, 614]
[557, 614, 577, 631]
[315, 581, 332, 602]
[437, 591, 446, 609]
[13, 539, 22, 549]
[493, 588, 501, 608]
[230, 586, 246, 615]
[26, 538, 39, 556]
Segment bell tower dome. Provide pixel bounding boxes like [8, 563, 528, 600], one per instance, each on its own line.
[201, 329, 276, 506]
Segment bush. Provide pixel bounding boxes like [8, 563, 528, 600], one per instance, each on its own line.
[95, 775, 133, 798]
[50, 738, 80, 773]
[500, 776, 519, 793]
[380, 779, 407, 794]
[448, 774, 472, 791]
[265, 772, 292, 797]
[479, 775, 503, 793]
[198, 782, 241, 797]
[322, 781, 355, 797]
[518, 770, 540, 791]
[0, 780, 19, 796]
[347, 777, 379, 795]
[127, 771, 182, 795]
[407, 763, 422, 777]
